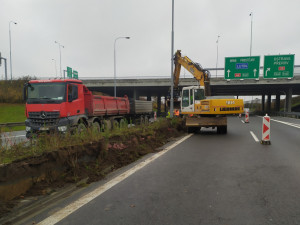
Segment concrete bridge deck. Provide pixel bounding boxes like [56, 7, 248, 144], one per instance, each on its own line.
[82, 75, 300, 113]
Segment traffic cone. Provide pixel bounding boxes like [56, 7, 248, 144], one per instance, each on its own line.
[261, 114, 271, 145]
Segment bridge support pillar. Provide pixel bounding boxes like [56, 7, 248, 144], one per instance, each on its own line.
[157, 94, 161, 117]
[133, 88, 139, 100]
[261, 95, 265, 112]
[267, 94, 271, 113]
[275, 94, 280, 112]
[285, 88, 292, 112]
[165, 96, 168, 113]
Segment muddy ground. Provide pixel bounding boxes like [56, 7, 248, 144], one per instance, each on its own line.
[0, 121, 185, 219]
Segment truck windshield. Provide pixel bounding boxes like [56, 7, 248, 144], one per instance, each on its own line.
[27, 83, 66, 104]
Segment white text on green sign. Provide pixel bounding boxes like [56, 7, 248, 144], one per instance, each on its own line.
[225, 56, 260, 79]
[263, 55, 294, 79]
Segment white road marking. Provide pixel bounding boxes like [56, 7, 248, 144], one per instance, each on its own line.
[250, 131, 259, 142]
[241, 120, 245, 123]
[38, 133, 194, 225]
[270, 118, 300, 129]
[257, 116, 300, 129]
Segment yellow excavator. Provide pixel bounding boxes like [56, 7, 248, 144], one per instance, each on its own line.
[173, 50, 244, 133]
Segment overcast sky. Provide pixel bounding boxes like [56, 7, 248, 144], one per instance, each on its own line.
[1, 0, 300, 80]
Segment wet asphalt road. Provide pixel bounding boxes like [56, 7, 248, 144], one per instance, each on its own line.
[15, 116, 300, 224]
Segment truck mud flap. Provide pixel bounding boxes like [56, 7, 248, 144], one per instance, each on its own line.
[185, 117, 227, 127]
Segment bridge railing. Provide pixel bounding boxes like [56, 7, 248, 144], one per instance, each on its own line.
[272, 111, 300, 119]
[1, 65, 300, 81]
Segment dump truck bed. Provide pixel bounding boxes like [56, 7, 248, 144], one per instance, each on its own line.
[89, 95, 130, 116]
[130, 100, 153, 114]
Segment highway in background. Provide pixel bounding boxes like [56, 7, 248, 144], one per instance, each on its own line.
[17, 116, 300, 225]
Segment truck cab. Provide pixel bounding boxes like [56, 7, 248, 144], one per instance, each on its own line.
[24, 79, 86, 138]
[181, 86, 205, 113]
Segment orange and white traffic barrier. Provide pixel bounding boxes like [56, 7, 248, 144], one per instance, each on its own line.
[261, 114, 271, 145]
[154, 111, 157, 121]
[245, 109, 249, 123]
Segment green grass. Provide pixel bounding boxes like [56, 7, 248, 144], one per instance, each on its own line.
[0, 118, 182, 164]
[0, 103, 26, 131]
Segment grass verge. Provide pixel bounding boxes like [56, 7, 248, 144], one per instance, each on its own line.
[0, 117, 183, 165]
[0, 103, 26, 131]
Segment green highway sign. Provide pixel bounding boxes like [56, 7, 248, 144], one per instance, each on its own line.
[73, 70, 78, 79]
[263, 55, 294, 79]
[224, 56, 260, 79]
[67, 67, 72, 78]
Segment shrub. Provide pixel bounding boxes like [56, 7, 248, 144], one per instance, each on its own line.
[0, 76, 36, 103]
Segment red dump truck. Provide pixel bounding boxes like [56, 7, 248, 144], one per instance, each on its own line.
[23, 79, 153, 138]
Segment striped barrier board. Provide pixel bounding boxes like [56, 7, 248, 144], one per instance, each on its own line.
[261, 114, 271, 145]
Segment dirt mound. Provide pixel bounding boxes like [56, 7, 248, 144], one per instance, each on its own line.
[0, 121, 184, 218]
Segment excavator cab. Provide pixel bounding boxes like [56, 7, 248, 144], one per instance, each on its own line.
[181, 86, 205, 113]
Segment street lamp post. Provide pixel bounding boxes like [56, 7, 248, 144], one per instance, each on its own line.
[114, 36, 130, 97]
[55, 41, 64, 78]
[9, 21, 17, 81]
[216, 35, 220, 77]
[170, 0, 174, 118]
[249, 12, 253, 56]
[52, 59, 57, 77]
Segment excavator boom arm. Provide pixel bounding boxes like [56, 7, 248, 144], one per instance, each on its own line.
[173, 50, 211, 95]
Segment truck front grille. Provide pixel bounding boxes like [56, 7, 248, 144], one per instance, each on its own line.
[28, 111, 60, 127]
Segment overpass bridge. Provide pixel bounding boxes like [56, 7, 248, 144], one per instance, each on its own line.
[82, 75, 300, 114]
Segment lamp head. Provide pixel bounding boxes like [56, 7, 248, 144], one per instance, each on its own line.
[125, 37, 130, 39]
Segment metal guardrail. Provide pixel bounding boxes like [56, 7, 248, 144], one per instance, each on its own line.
[1, 73, 300, 81]
[241, 111, 300, 119]
[0, 122, 25, 128]
[273, 112, 300, 119]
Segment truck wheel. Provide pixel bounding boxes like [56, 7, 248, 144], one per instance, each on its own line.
[103, 120, 112, 131]
[217, 126, 227, 134]
[223, 126, 227, 134]
[77, 123, 87, 134]
[119, 119, 127, 128]
[187, 127, 197, 133]
[92, 121, 101, 133]
[112, 120, 119, 130]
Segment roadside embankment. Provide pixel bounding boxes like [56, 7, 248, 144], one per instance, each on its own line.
[0, 118, 185, 217]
